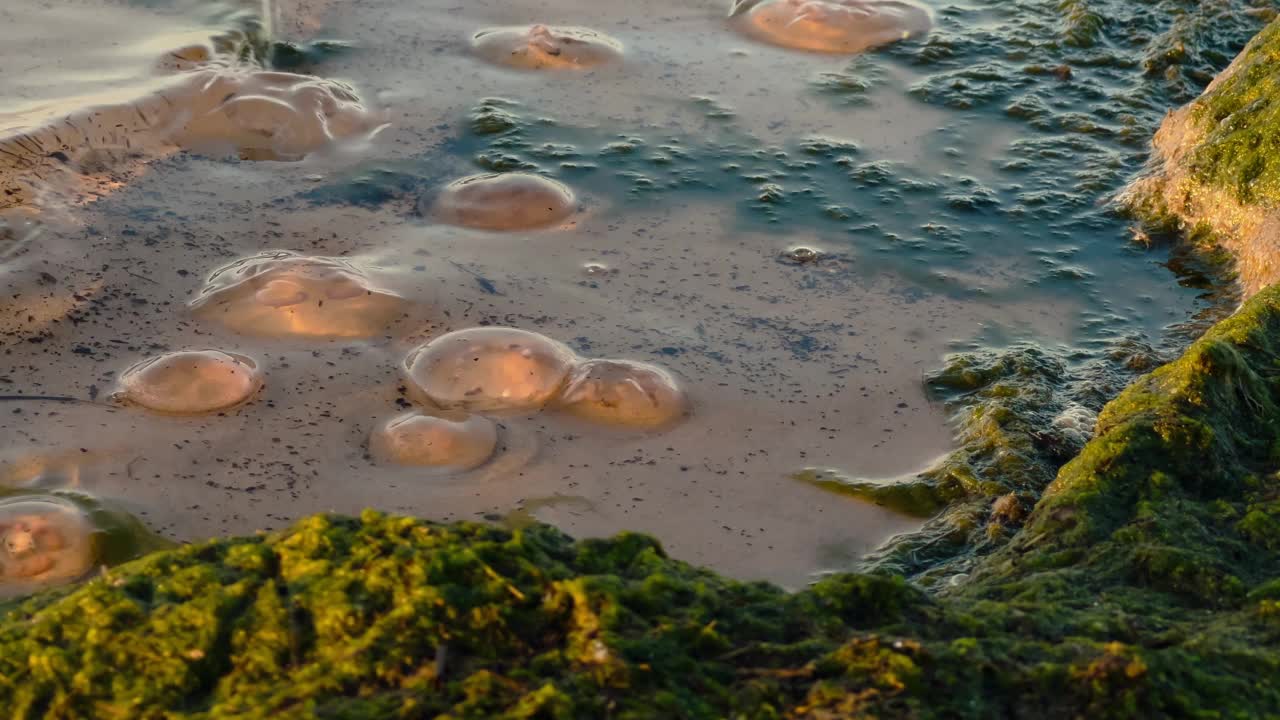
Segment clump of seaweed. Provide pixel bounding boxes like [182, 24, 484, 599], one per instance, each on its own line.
[799, 336, 1170, 586]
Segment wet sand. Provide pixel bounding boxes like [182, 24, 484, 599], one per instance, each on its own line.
[0, 0, 1075, 587]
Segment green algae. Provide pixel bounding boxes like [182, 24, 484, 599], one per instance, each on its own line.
[1187, 19, 1280, 206]
[11, 277, 1280, 717]
[797, 339, 1174, 585]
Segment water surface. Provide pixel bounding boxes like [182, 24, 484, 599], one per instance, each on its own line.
[0, 0, 1263, 587]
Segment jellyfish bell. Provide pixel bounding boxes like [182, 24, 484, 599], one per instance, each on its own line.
[190, 251, 409, 339]
[730, 0, 932, 54]
[555, 359, 688, 429]
[0, 497, 94, 589]
[429, 173, 577, 231]
[404, 327, 578, 413]
[369, 411, 499, 472]
[172, 70, 380, 160]
[472, 25, 624, 70]
[117, 349, 263, 415]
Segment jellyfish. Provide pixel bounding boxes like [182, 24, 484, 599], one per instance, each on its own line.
[189, 251, 409, 339]
[171, 70, 380, 161]
[472, 25, 624, 70]
[369, 412, 499, 472]
[729, 0, 931, 54]
[117, 350, 263, 415]
[555, 359, 688, 429]
[404, 327, 578, 413]
[1, 62, 380, 213]
[0, 497, 94, 589]
[429, 173, 577, 231]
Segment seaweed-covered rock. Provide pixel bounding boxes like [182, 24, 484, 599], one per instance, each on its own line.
[8, 286, 1280, 717]
[798, 339, 1165, 585]
[1126, 17, 1280, 296]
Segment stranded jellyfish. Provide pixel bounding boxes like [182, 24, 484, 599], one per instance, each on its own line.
[472, 25, 623, 70]
[118, 350, 263, 415]
[190, 251, 408, 339]
[430, 173, 577, 231]
[173, 70, 380, 160]
[730, 0, 931, 54]
[404, 327, 577, 413]
[0, 497, 94, 590]
[555, 359, 688, 429]
[370, 412, 499, 472]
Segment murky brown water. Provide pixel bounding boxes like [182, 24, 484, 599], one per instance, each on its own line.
[0, 0, 1076, 587]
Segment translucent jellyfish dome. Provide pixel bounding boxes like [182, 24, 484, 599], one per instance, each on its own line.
[172, 70, 381, 160]
[472, 25, 624, 70]
[430, 173, 577, 231]
[189, 251, 409, 339]
[0, 497, 95, 589]
[555, 359, 688, 429]
[118, 350, 263, 415]
[730, 0, 932, 54]
[369, 412, 499, 472]
[404, 327, 578, 413]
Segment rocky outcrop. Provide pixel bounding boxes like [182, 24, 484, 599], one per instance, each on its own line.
[1126, 18, 1280, 297]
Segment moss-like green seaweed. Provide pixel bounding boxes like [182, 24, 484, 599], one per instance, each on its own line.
[8, 285, 1280, 716]
[1189, 19, 1280, 206]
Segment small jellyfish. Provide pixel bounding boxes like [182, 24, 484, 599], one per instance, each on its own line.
[0, 497, 94, 589]
[118, 350, 263, 415]
[472, 25, 624, 70]
[189, 251, 408, 339]
[369, 412, 499, 472]
[430, 173, 577, 231]
[555, 359, 688, 429]
[404, 327, 578, 413]
[730, 0, 932, 54]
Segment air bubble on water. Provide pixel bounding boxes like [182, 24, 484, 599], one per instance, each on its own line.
[190, 251, 409, 339]
[730, 0, 931, 54]
[404, 327, 578, 413]
[117, 349, 263, 415]
[472, 25, 623, 70]
[428, 173, 577, 231]
[369, 412, 499, 472]
[555, 359, 688, 429]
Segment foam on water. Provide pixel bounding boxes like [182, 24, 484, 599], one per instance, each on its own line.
[472, 25, 623, 70]
[117, 350, 264, 415]
[190, 251, 409, 339]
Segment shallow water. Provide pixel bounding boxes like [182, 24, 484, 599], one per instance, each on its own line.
[0, 0, 1266, 587]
